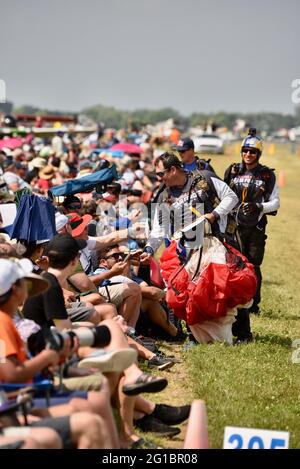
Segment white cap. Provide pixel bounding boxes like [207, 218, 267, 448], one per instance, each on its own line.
[55, 212, 69, 232]
[0, 258, 33, 295]
[0, 258, 49, 297]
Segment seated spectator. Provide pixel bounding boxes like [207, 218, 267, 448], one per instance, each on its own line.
[94, 245, 178, 337]
[18, 237, 173, 446]
[92, 245, 142, 327]
[0, 256, 119, 447]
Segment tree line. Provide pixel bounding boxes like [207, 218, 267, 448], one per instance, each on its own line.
[13, 103, 300, 134]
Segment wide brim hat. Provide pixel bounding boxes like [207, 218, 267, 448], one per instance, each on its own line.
[25, 271, 50, 297]
[38, 165, 56, 180]
[0, 258, 49, 298]
[68, 212, 92, 237]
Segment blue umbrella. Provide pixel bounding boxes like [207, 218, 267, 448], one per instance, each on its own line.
[10, 194, 56, 242]
[48, 165, 118, 198]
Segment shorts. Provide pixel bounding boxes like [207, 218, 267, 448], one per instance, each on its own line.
[67, 301, 95, 322]
[60, 373, 103, 392]
[31, 416, 72, 449]
[98, 284, 125, 308]
[2, 417, 72, 449]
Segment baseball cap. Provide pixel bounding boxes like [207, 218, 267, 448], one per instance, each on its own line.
[172, 137, 194, 152]
[15, 162, 27, 170]
[44, 234, 87, 261]
[79, 160, 93, 170]
[1, 158, 14, 170]
[68, 213, 92, 237]
[0, 258, 49, 297]
[62, 195, 82, 209]
[55, 212, 69, 232]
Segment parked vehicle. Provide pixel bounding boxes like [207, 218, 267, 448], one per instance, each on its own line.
[193, 134, 224, 154]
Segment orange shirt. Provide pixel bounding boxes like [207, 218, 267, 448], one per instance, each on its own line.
[0, 310, 27, 363]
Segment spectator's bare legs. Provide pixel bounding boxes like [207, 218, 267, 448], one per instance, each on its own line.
[28, 427, 63, 449]
[84, 377, 120, 449]
[119, 283, 142, 327]
[127, 335, 156, 361]
[30, 378, 119, 448]
[79, 318, 163, 387]
[117, 376, 140, 447]
[141, 298, 177, 336]
[85, 301, 117, 323]
[1, 428, 62, 449]
[134, 396, 155, 414]
[70, 412, 113, 449]
[0, 435, 42, 449]
[99, 319, 157, 386]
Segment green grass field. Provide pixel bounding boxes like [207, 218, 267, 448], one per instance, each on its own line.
[139, 144, 300, 449]
[185, 143, 300, 448]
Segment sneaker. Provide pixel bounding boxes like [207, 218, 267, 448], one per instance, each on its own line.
[152, 403, 191, 425]
[134, 414, 181, 437]
[77, 348, 137, 372]
[148, 355, 175, 371]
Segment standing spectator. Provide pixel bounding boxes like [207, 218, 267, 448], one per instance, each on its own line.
[172, 137, 215, 174]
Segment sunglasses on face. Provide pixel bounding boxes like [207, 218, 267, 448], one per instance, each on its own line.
[242, 149, 258, 156]
[105, 252, 126, 260]
[156, 167, 172, 178]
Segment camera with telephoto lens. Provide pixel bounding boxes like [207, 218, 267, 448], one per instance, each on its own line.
[45, 325, 111, 353]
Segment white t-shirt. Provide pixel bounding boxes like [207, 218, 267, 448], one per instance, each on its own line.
[79, 237, 97, 274]
[3, 172, 31, 190]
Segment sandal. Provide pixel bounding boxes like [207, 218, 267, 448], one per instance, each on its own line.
[122, 373, 168, 396]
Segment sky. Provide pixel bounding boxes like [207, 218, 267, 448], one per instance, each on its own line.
[1, 0, 299, 115]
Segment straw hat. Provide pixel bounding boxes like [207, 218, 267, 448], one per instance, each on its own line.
[38, 165, 56, 180]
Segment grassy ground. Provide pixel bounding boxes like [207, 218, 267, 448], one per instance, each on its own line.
[143, 143, 300, 449]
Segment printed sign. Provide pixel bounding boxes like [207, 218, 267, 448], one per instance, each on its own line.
[223, 426, 289, 449]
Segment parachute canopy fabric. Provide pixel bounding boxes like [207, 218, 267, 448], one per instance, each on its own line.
[160, 238, 257, 325]
[48, 165, 118, 197]
[10, 194, 56, 242]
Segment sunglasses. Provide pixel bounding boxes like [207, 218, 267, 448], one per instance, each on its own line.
[155, 171, 165, 178]
[105, 252, 126, 260]
[242, 149, 258, 156]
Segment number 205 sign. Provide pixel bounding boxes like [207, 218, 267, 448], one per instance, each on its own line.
[223, 426, 289, 449]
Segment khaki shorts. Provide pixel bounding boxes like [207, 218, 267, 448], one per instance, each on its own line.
[55, 372, 104, 392]
[98, 284, 125, 308]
